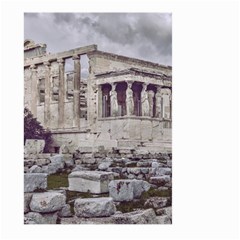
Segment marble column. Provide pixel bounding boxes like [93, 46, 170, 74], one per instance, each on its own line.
[126, 82, 134, 116]
[72, 55, 81, 128]
[43, 61, 51, 128]
[57, 58, 65, 129]
[30, 64, 37, 117]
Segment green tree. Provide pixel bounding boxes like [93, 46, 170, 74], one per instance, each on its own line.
[24, 107, 52, 152]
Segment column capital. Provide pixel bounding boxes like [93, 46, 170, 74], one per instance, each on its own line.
[72, 54, 80, 60]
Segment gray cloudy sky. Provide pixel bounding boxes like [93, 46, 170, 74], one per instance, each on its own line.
[24, 13, 172, 67]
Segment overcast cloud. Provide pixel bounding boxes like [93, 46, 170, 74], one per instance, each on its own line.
[24, 13, 172, 69]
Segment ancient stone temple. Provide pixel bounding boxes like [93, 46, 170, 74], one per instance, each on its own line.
[24, 40, 172, 153]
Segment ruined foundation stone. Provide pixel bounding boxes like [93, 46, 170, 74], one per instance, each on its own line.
[113, 208, 158, 224]
[108, 179, 150, 202]
[24, 193, 33, 213]
[68, 171, 114, 194]
[74, 197, 116, 217]
[149, 175, 171, 186]
[156, 215, 171, 224]
[24, 212, 58, 224]
[24, 173, 47, 192]
[29, 192, 66, 213]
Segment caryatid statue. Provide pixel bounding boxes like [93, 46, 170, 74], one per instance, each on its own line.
[110, 83, 118, 117]
[148, 90, 155, 117]
[155, 86, 162, 118]
[126, 82, 134, 116]
[141, 83, 150, 116]
[161, 88, 171, 119]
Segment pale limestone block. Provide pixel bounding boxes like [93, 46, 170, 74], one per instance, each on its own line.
[113, 208, 158, 224]
[68, 171, 114, 194]
[30, 192, 66, 213]
[149, 176, 171, 186]
[108, 179, 150, 202]
[24, 173, 47, 192]
[156, 215, 171, 224]
[24, 212, 58, 224]
[74, 197, 116, 217]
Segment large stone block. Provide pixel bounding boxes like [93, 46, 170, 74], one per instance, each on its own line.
[24, 212, 58, 224]
[24, 139, 45, 155]
[156, 206, 172, 217]
[29, 192, 66, 213]
[50, 154, 65, 168]
[24, 173, 47, 192]
[144, 197, 169, 209]
[113, 208, 158, 224]
[68, 171, 114, 194]
[156, 167, 172, 176]
[60, 216, 115, 224]
[108, 179, 150, 202]
[74, 197, 116, 217]
[24, 193, 33, 213]
[149, 176, 171, 186]
[156, 215, 172, 224]
[58, 204, 73, 218]
[44, 154, 65, 175]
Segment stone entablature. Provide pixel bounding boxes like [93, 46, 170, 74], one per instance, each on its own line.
[95, 69, 172, 87]
[24, 45, 97, 67]
[87, 50, 172, 73]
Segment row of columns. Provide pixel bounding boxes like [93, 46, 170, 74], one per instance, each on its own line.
[105, 81, 171, 119]
[29, 55, 81, 129]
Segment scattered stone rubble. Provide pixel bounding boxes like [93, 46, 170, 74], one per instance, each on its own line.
[24, 140, 172, 224]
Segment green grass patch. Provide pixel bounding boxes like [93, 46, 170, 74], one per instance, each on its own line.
[47, 172, 69, 190]
[116, 200, 144, 213]
[141, 188, 171, 199]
